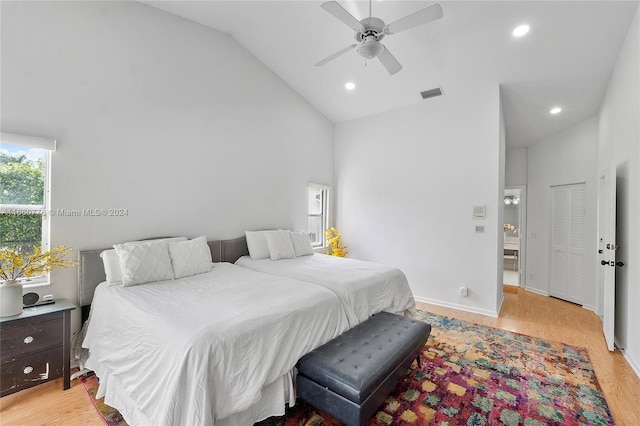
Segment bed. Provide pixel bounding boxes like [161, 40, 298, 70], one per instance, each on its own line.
[77, 237, 351, 426]
[235, 231, 417, 326]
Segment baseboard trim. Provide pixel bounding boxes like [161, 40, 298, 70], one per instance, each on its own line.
[523, 286, 548, 297]
[582, 303, 598, 316]
[414, 296, 499, 318]
[619, 347, 640, 379]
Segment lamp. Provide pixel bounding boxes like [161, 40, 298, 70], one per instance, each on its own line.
[504, 196, 520, 205]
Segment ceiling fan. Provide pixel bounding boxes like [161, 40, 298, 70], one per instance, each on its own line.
[315, 1, 444, 75]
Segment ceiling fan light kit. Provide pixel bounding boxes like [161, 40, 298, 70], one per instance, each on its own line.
[316, 0, 443, 75]
[356, 39, 383, 59]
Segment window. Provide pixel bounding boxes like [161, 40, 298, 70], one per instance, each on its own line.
[1, 133, 54, 285]
[307, 184, 330, 248]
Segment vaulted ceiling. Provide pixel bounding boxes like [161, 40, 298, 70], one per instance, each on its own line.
[141, 1, 638, 148]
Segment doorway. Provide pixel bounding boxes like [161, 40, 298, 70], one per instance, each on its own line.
[504, 186, 526, 287]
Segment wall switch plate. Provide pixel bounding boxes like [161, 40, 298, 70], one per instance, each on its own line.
[473, 205, 486, 220]
[475, 225, 485, 233]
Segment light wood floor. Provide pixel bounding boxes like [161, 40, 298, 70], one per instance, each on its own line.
[1, 287, 639, 425]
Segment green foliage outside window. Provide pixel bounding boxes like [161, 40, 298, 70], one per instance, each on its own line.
[0, 153, 45, 250]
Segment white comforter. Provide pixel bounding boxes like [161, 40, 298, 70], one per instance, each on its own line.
[235, 253, 416, 326]
[82, 262, 351, 425]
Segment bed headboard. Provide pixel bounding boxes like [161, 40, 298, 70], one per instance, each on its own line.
[77, 236, 248, 318]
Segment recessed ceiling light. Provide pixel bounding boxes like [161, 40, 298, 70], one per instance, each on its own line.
[550, 107, 562, 114]
[512, 24, 530, 37]
[345, 82, 355, 90]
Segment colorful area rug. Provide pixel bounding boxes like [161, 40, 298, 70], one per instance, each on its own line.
[79, 310, 614, 425]
[78, 372, 126, 426]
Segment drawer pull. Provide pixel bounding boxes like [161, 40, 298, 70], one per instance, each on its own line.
[23, 366, 34, 374]
[39, 363, 50, 380]
[24, 336, 34, 344]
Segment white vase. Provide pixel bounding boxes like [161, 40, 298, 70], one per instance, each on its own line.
[0, 280, 23, 317]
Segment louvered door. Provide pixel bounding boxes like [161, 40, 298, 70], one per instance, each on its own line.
[550, 184, 586, 305]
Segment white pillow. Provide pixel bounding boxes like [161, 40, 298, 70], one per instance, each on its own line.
[100, 249, 123, 285]
[113, 240, 174, 287]
[245, 230, 276, 260]
[290, 231, 315, 257]
[100, 237, 187, 286]
[168, 236, 213, 279]
[265, 230, 296, 260]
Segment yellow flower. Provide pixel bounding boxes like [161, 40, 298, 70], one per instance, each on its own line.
[0, 246, 78, 282]
[325, 228, 348, 257]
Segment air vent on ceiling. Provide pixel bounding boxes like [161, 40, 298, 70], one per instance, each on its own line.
[420, 87, 443, 100]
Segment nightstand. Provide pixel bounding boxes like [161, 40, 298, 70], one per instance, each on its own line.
[0, 299, 75, 397]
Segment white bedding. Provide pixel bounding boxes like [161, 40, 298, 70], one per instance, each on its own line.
[82, 262, 351, 425]
[235, 253, 416, 326]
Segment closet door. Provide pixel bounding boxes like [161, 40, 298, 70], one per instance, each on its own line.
[550, 184, 586, 305]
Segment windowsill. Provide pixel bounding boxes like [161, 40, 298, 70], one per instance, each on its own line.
[313, 246, 327, 254]
[18, 280, 51, 289]
[22, 282, 51, 288]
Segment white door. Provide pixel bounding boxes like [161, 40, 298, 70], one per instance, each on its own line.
[550, 184, 586, 305]
[598, 166, 616, 352]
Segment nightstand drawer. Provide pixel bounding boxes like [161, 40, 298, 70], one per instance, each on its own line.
[0, 299, 75, 397]
[1, 314, 63, 362]
[0, 346, 63, 396]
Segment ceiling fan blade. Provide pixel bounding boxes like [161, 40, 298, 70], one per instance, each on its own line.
[315, 44, 357, 66]
[321, 1, 363, 32]
[384, 3, 443, 35]
[377, 45, 402, 75]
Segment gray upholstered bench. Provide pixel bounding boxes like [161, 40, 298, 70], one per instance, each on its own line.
[296, 311, 431, 426]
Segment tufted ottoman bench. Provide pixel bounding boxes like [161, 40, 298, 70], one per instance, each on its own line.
[296, 311, 431, 426]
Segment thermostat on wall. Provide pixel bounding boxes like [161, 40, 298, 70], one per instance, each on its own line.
[473, 205, 486, 220]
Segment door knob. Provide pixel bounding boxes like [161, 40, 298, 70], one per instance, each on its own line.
[616, 261, 625, 267]
[601, 260, 609, 266]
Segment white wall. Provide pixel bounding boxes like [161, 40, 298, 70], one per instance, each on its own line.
[335, 84, 503, 317]
[505, 148, 528, 186]
[597, 5, 640, 374]
[526, 118, 598, 311]
[1, 1, 334, 331]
